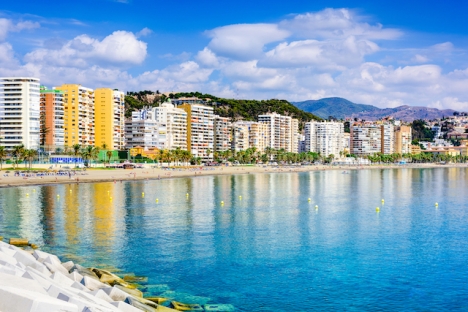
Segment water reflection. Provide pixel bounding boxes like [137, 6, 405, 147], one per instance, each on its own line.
[1, 168, 468, 311]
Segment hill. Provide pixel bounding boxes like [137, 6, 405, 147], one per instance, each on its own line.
[293, 97, 457, 121]
[293, 97, 380, 120]
[125, 91, 321, 128]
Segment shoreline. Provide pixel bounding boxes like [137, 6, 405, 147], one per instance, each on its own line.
[1, 163, 467, 188]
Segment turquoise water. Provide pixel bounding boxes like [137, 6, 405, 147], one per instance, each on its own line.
[1, 168, 468, 311]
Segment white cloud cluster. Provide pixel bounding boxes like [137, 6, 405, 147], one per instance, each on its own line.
[1, 9, 468, 111]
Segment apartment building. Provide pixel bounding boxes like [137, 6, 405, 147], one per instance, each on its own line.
[94, 88, 125, 150]
[258, 113, 298, 152]
[179, 103, 214, 161]
[350, 124, 382, 156]
[394, 125, 412, 154]
[55, 84, 95, 147]
[381, 124, 394, 154]
[292, 119, 299, 153]
[214, 115, 232, 152]
[0, 77, 40, 149]
[125, 110, 160, 149]
[304, 121, 344, 157]
[152, 101, 187, 150]
[40, 86, 65, 151]
[231, 123, 249, 152]
[233, 121, 269, 152]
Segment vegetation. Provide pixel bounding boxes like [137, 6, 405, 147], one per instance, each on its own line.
[411, 119, 435, 141]
[0, 146, 6, 171]
[124, 91, 322, 129]
[366, 152, 468, 164]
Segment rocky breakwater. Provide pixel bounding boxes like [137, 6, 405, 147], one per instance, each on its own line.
[0, 239, 177, 312]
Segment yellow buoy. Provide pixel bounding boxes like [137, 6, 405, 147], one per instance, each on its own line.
[26, 193, 29, 197]
[142, 192, 145, 196]
[376, 207, 380, 212]
[239, 195, 242, 199]
[221, 201, 224, 205]
[308, 198, 311, 202]
[110, 197, 113, 200]
[156, 198, 159, 203]
[381, 199, 384, 203]
[186, 193, 189, 196]
[57, 194, 60, 197]
[315, 205, 318, 209]
[33, 189, 35, 192]
[435, 202, 439, 207]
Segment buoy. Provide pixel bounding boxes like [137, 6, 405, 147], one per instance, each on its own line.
[156, 198, 159, 203]
[221, 201, 224, 205]
[33, 189, 35, 192]
[315, 205, 318, 209]
[381, 199, 384, 203]
[376, 207, 380, 212]
[142, 192, 145, 196]
[57, 194, 60, 197]
[26, 193, 29, 196]
[70, 189, 72, 192]
[435, 202, 439, 207]
[110, 197, 112, 200]
[308, 198, 311, 202]
[186, 193, 189, 196]
[239, 195, 242, 199]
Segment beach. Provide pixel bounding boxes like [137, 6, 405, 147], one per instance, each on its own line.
[1, 162, 466, 188]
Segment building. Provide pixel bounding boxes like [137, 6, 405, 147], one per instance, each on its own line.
[394, 125, 412, 154]
[94, 88, 125, 150]
[258, 113, 298, 152]
[0, 77, 41, 149]
[350, 124, 382, 156]
[342, 133, 350, 154]
[381, 124, 394, 154]
[231, 123, 250, 152]
[179, 103, 214, 161]
[40, 86, 65, 151]
[304, 122, 344, 157]
[291, 119, 300, 153]
[152, 100, 187, 150]
[55, 84, 95, 147]
[125, 110, 160, 149]
[214, 115, 232, 152]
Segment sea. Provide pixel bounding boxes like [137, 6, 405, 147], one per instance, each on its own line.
[1, 167, 467, 311]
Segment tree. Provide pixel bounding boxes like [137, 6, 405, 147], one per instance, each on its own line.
[0, 146, 6, 171]
[12, 145, 25, 169]
[106, 150, 113, 164]
[23, 149, 37, 170]
[72, 144, 81, 164]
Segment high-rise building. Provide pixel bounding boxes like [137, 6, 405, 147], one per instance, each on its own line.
[258, 113, 298, 152]
[94, 88, 125, 150]
[304, 121, 344, 157]
[292, 119, 300, 153]
[232, 121, 269, 152]
[214, 115, 232, 152]
[40, 86, 65, 151]
[394, 125, 412, 154]
[350, 123, 395, 156]
[125, 110, 160, 149]
[179, 103, 214, 161]
[152, 100, 187, 150]
[0, 77, 41, 149]
[55, 84, 95, 147]
[231, 123, 249, 152]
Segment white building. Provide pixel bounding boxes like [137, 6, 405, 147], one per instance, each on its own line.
[350, 124, 382, 156]
[258, 112, 298, 153]
[304, 121, 344, 157]
[0, 77, 41, 149]
[125, 110, 160, 149]
[381, 124, 395, 154]
[214, 115, 232, 152]
[152, 100, 187, 150]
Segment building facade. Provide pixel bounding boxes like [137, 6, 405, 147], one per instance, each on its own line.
[40, 86, 65, 151]
[350, 124, 382, 156]
[94, 88, 125, 150]
[0, 77, 40, 149]
[304, 121, 344, 157]
[394, 125, 412, 154]
[213, 115, 232, 153]
[179, 103, 214, 161]
[125, 110, 160, 149]
[258, 113, 298, 152]
[231, 123, 250, 152]
[152, 101, 187, 150]
[55, 84, 95, 147]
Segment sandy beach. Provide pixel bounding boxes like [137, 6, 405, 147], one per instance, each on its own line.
[1, 162, 467, 188]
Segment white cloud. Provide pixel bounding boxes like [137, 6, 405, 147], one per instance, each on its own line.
[411, 54, 430, 63]
[136, 27, 152, 37]
[24, 31, 147, 67]
[195, 48, 220, 68]
[207, 23, 290, 60]
[0, 18, 40, 41]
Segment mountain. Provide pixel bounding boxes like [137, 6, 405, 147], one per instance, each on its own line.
[293, 97, 457, 121]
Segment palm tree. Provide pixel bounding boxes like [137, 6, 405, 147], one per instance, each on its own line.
[72, 144, 81, 164]
[101, 143, 108, 163]
[23, 149, 38, 170]
[0, 146, 6, 171]
[12, 145, 25, 169]
[106, 150, 113, 164]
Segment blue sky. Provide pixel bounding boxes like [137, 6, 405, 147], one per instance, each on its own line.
[1, 0, 468, 110]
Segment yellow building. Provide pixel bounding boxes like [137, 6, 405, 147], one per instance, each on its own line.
[394, 125, 412, 154]
[55, 84, 95, 147]
[94, 88, 125, 150]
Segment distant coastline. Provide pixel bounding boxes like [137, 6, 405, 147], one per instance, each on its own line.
[1, 163, 467, 188]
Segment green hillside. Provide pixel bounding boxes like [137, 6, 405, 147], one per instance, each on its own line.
[293, 97, 380, 120]
[125, 91, 321, 128]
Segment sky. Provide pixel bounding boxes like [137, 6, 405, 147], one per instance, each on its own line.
[1, 0, 468, 110]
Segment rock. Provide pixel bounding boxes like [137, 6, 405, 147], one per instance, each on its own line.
[30, 243, 39, 249]
[110, 301, 143, 312]
[13, 250, 50, 273]
[81, 276, 111, 291]
[0, 285, 78, 312]
[70, 264, 100, 280]
[68, 270, 84, 283]
[125, 296, 158, 312]
[123, 275, 148, 283]
[0, 272, 48, 295]
[102, 286, 131, 302]
[51, 271, 75, 288]
[9, 238, 28, 246]
[145, 297, 170, 304]
[44, 261, 69, 275]
[115, 284, 143, 298]
[62, 260, 75, 272]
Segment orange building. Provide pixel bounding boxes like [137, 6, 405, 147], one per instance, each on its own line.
[40, 86, 65, 151]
